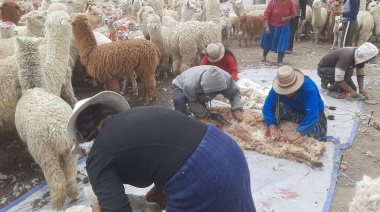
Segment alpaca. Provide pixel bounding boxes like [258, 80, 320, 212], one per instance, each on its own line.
[353, 11, 374, 46]
[137, 5, 155, 39]
[220, 8, 231, 47]
[0, 1, 22, 25]
[140, 0, 164, 21]
[147, 13, 169, 77]
[229, 15, 240, 36]
[181, 0, 198, 22]
[327, 1, 342, 43]
[311, 0, 328, 43]
[14, 37, 79, 211]
[0, 21, 16, 39]
[368, 0, 380, 43]
[331, 15, 342, 49]
[15, 10, 47, 37]
[296, 5, 312, 41]
[86, 5, 103, 29]
[238, 14, 264, 47]
[71, 14, 160, 105]
[197, 107, 327, 168]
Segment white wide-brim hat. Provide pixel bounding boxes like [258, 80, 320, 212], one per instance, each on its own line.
[66, 91, 130, 143]
[355, 42, 379, 65]
[273, 65, 305, 95]
[206, 43, 225, 63]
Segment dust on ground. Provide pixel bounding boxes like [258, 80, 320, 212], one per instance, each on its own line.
[0, 36, 380, 211]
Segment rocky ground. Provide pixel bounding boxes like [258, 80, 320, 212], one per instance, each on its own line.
[0, 36, 379, 211]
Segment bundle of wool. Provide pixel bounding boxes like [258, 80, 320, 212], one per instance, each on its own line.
[236, 78, 270, 109]
[197, 107, 327, 168]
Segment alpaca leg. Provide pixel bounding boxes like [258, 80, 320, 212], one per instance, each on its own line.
[331, 36, 336, 49]
[32, 148, 67, 210]
[138, 75, 156, 105]
[130, 71, 138, 96]
[105, 78, 121, 93]
[171, 54, 181, 76]
[121, 76, 128, 95]
[62, 153, 79, 200]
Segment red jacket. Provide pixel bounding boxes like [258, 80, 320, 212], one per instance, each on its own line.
[200, 54, 239, 81]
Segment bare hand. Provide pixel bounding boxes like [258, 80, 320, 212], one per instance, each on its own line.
[269, 125, 280, 140]
[349, 91, 359, 98]
[264, 26, 270, 34]
[281, 17, 288, 22]
[92, 202, 101, 212]
[233, 111, 243, 122]
[359, 90, 368, 98]
[285, 132, 302, 141]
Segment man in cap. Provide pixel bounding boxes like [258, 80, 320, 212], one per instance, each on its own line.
[317, 42, 379, 99]
[262, 66, 327, 141]
[67, 91, 256, 212]
[200, 42, 240, 81]
[172, 65, 243, 121]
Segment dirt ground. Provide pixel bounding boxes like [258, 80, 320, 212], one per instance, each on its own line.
[0, 36, 379, 211]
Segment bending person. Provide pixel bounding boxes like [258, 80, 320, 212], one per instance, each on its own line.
[262, 66, 327, 141]
[201, 42, 240, 81]
[317, 42, 378, 98]
[66, 91, 256, 212]
[172, 65, 243, 121]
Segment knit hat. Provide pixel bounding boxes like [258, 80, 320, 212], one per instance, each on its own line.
[66, 91, 130, 143]
[272, 65, 305, 95]
[354, 42, 379, 65]
[206, 43, 225, 63]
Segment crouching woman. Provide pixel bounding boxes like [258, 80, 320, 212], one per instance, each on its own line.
[262, 66, 327, 142]
[66, 91, 256, 212]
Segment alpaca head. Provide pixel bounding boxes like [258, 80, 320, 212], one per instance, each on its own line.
[367, 1, 379, 13]
[21, 10, 47, 30]
[334, 15, 341, 25]
[329, 1, 341, 12]
[72, 14, 91, 30]
[116, 25, 129, 40]
[66, 0, 87, 13]
[102, 8, 121, 26]
[18, 1, 34, 15]
[312, 0, 322, 9]
[147, 13, 161, 30]
[137, 6, 154, 22]
[87, 5, 103, 28]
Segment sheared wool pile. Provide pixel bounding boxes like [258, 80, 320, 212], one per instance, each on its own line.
[197, 107, 327, 168]
[236, 78, 270, 109]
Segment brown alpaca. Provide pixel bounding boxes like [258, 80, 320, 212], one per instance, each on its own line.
[0, 1, 22, 25]
[327, 1, 342, 42]
[197, 107, 327, 168]
[71, 15, 160, 105]
[238, 14, 264, 47]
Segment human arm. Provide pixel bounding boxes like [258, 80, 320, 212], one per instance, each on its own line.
[295, 86, 321, 136]
[87, 152, 133, 212]
[222, 77, 243, 120]
[226, 54, 239, 81]
[200, 55, 210, 65]
[356, 65, 367, 98]
[262, 89, 278, 127]
[342, 0, 359, 18]
[263, 0, 272, 33]
[184, 85, 209, 117]
[335, 57, 358, 97]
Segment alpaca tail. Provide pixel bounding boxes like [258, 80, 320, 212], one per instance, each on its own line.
[15, 37, 46, 91]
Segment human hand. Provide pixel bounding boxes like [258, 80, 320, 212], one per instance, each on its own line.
[264, 25, 270, 34]
[285, 132, 302, 141]
[233, 111, 243, 122]
[332, 11, 342, 16]
[349, 91, 359, 98]
[268, 125, 280, 140]
[359, 90, 368, 99]
[92, 202, 101, 212]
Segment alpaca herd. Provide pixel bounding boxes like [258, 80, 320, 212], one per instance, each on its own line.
[1, 0, 380, 210]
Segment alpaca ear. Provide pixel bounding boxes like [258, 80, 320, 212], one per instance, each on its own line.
[15, 37, 23, 47]
[35, 37, 44, 46]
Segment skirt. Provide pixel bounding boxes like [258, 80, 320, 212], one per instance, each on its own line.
[278, 102, 327, 141]
[163, 125, 256, 212]
[261, 23, 290, 52]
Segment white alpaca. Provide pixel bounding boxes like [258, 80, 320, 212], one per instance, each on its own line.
[331, 15, 342, 49]
[367, 1, 380, 43]
[349, 175, 380, 212]
[14, 37, 79, 211]
[297, 5, 312, 41]
[137, 6, 155, 38]
[311, 0, 328, 43]
[181, 0, 198, 22]
[0, 21, 17, 39]
[141, 0, 164, 21]
[353, 11, 374, 46]
[162, 15, 179, 27]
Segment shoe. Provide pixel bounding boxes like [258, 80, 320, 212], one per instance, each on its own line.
[285, 50, 292, 54]
[262, 55, 267, 62]
[276, 62, 283, 67]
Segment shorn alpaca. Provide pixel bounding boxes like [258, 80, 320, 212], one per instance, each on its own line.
[71, 14, 160, 105]
[197, 107, 327, 168]
[14, 37, 79, 211]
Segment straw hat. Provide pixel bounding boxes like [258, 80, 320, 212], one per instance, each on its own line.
[66, 91, 130, 143]
[354, 42, 379, 65]
[206, 43, 225, 63]
[272, 65, 305, 95]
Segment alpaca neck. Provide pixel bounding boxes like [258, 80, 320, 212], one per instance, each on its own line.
[73, 26, 98, 66]
[17, 48, 45, 91]
[28, 22, 44, 37]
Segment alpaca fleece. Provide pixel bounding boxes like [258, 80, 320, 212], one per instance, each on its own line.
[197, 107, 327, 168]
[238, 14, 263, 47]
[71, 14, 160, 105]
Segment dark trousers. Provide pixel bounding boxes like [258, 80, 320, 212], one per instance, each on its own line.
[172, 86, 190, 115]
[288, 16, 300, 51]
[341, 20, 358, 47]
[317, 66, 357, 92]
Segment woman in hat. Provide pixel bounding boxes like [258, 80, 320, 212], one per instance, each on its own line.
[67, 91, 256, 212]
[261, 0, 296, 66]
[200, 43, 240, 81]
[262, 66, 327, 141]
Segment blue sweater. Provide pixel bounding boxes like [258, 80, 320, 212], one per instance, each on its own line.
[342, 0, 359, 21]
[262, 77, 324, 135]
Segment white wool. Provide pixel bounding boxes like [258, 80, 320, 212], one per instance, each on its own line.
[353, 11, 374, 46]
[349, 175, 380, 212]
[312, 0, 328, 43]
[137, 6, 154, 38]
[236, 78, 270, 109]
[93, 30, 112, 45]
[331, 15, 342, 49]
[163, 9, 180, 21]
[162, 15, 179, 27]
[79, 141, 94, 155]
[367, 1, 380, 42]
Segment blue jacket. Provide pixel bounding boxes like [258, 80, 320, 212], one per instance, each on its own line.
[262, 77, 324, 135]
[342, 0, 359, 21]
